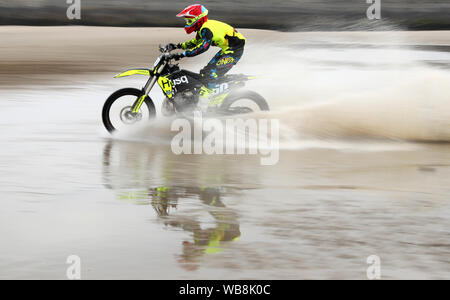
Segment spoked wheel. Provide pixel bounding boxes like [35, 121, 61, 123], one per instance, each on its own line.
[102, 88, 156, 133]
[219, 90, 269, 115]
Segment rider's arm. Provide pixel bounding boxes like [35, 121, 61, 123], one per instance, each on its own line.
[181, 28, 213, 57]
[179, 33, 202, 50]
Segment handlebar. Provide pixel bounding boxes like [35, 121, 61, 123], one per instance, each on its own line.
[158, 44, 184, 62]
[159, 43, 177, 53]
[159, 44, 168, 53]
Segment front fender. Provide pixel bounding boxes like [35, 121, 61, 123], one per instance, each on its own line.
[114, 68, 152, 78]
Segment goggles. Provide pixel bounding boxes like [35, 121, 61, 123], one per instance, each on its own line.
[185, 17, 196, 26]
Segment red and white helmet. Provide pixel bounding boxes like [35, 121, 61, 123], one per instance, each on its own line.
[176, 4, 208, 34]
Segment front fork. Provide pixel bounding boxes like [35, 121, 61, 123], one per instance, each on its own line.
[131, 62, 166, 113]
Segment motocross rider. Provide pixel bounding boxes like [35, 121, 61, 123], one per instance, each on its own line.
[166, 4, 246, 112]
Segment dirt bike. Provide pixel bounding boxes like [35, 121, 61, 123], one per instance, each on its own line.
[102, 44, 269, 133]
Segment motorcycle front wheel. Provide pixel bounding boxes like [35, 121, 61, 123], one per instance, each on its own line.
[102, 88, 156, 133]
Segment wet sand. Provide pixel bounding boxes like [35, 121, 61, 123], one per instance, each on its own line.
[1, 26, 450, 86]
[0, 27, 449, 279]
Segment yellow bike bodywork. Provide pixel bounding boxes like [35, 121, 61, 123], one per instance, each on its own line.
[157, 76, 174, 99]
[114, 67, 260, 112]
[114, 68, 152, 78]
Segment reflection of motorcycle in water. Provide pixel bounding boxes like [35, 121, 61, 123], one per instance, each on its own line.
[151, 186, 241, 270]
[102, 141, 241, 270]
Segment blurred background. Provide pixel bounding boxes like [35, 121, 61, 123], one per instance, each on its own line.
[1, 1, 450, 279]
[1, 0, 450, 30]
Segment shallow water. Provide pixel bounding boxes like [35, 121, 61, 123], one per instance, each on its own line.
[1, 30, 449, 279]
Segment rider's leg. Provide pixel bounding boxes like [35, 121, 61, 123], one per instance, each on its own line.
[201, 48, 244, 86]
[198, 49, 244, 112]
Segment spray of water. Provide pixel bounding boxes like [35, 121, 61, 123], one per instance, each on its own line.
[113, 31, 450, 148]
[240, 31, 450, 143]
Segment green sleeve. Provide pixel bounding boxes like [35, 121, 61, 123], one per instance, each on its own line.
[181, 36, 203, 50]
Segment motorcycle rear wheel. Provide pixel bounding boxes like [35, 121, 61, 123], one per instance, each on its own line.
[219, 90, 269, 114]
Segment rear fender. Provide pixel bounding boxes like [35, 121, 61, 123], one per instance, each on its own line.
[223, 74, 261, 88]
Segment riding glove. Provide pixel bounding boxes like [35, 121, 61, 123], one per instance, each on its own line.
[169, 53, 185, 61]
